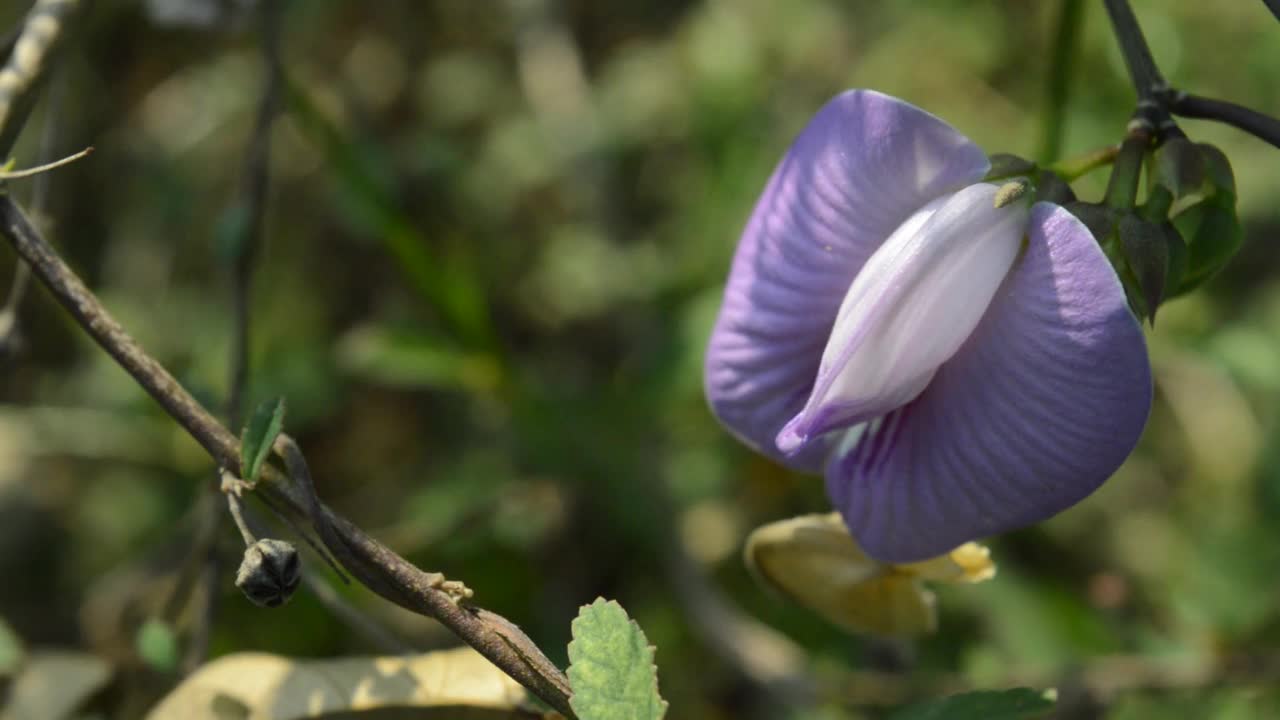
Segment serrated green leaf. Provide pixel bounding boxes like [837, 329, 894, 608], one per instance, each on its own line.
[136, 618, 179, 672]
[567, 598, 667, 720]
[888, 688, 1056, 720]
[241, 397, 286, 484]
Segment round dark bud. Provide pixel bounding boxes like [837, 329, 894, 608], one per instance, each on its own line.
[235, 538, 301, 608]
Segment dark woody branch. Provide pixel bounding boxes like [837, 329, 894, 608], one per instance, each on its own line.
[1105, 0, 1280, 150]
[0, 195, 577, 718]
[1162, 89, 1280, 151]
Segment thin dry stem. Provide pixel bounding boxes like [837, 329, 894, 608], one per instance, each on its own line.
[0, 194, 577, 718]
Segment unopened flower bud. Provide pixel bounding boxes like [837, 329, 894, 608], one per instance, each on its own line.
[1118, 213, 1169, 323]
[235, 538, 301, 608]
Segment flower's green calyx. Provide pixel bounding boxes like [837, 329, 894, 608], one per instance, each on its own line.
[984, 153, 1037, 181]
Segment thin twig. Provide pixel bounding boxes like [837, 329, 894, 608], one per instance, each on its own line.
[1164, 89, 1280, 151]
[0, 48, 67, 353]
[0, 145, 91, 179]
[225, 491, 258, 546]
[302, 572, 415, 655]
[185, 0, 289, 673]
[0, 0, 84, 156]
[275, 435, 575, 716]
[250, 483, 350, 584]
[234, 498, 410, 654]
[0, 196, 578, 718]
[1102, 0, 1164, 102]
[1263, 0, 1280, 23]
[228, 0, 283, 427]
[1048, 144, 1119, 182]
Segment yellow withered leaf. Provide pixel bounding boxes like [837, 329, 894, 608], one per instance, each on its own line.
[744, 513, 995, 637]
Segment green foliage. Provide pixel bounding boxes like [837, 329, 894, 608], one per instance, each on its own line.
[214, 204, 251, 263]
[240, 397, 286, 484]
[135, 618, 179, 673]
[567, 599, 667, 720]
[888, 688, 1056, 720]
[0, 617, 21, 677]
[1169, 143, 1242, 295]
[1172, 194, 1242, 294]
[3, 3, 1278, 719]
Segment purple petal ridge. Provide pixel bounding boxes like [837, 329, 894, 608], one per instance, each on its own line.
[827, 203, 1152, 562]
[704, 89, 989, 471]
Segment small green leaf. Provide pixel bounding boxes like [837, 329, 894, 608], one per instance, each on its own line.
[241, 397, 286, 484]
[136, 619, 179, 673]
[1118, 213, 1169, 323]
[1172, 194, 1243, 295]
[1153, 138, 1205, 199]
[888, 688, 1056, 720]
[567, 598, 667, 720]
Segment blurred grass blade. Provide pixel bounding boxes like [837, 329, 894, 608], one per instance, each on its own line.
[241, 397, 286, 484]
[284, 78, 497, 353]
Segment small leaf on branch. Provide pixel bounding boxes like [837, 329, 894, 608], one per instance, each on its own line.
[888, 687, 1056, 720]
[1169, 144, 1242, 294]
[240, 397, 286, 484]
[567, 598, 667, 720]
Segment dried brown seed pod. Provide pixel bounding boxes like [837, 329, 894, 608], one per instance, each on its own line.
[235, 538, 301, 608]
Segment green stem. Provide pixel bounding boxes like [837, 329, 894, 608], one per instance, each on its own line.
[1038, 0, 1084, 163]
[1049, 144, 1120, 182]
[1102, 0, 1164, 101]
[1104, 131, 1150, 210]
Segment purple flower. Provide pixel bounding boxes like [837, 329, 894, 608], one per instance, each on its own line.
[705, 90, 1152, 562]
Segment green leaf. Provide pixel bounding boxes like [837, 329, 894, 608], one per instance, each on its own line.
[285, 79, 496, 352]
[1118, 213, 1169, 322]
[889, 688, 1056, 720]
[567, 598, 667, 720]
[1172, 193, 1243, 295]
[240, 397, 286, 484]
[136, 618, 179, 673]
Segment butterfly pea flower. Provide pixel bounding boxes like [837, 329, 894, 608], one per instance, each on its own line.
[745, 513, 994, 637]
[706, 90, 1152, 563]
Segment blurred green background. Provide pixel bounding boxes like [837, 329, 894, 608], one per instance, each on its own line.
[1, 0, 1279, 717]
